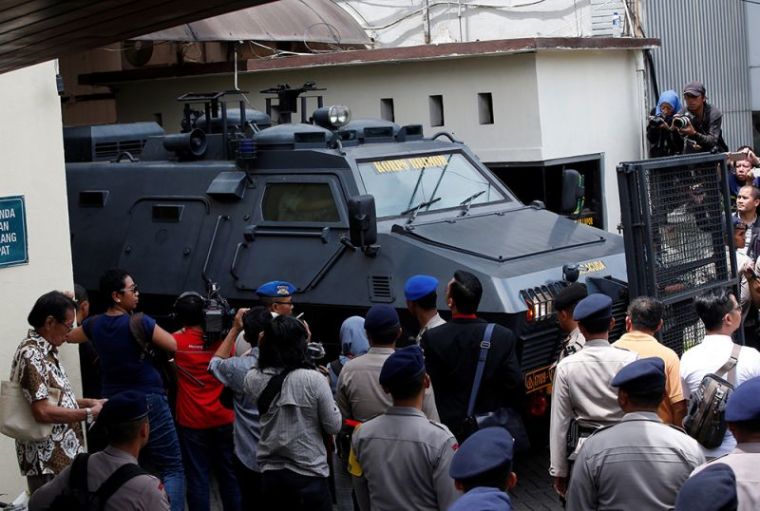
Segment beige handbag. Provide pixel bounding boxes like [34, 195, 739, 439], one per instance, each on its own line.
[0, 350, 61, 442]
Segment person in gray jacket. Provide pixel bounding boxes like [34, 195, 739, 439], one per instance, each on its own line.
[244, 315, 341, 511]
[566, 358, 705, 510]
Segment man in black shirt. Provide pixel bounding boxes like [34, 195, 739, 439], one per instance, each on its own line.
[420, 270, 524, 440]
[677, 80, 728, 154]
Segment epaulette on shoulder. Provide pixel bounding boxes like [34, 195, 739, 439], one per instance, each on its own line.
[428, 420, 454, 435]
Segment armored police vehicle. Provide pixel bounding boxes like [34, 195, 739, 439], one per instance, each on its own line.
[64, 85, 628, 407]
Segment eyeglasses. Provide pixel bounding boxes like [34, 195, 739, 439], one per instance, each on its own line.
[274, 300, 294, 307]
[57, 319, 75, 332]
[120, 284, 139, 294]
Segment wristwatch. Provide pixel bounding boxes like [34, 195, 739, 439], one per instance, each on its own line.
[85, 407, 93, 425]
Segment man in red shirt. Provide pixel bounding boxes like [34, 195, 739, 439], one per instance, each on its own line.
[173, 292, 241, 511]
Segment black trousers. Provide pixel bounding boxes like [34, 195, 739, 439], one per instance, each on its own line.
[261, 469, 332, 511]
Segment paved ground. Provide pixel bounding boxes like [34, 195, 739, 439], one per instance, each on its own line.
[511, 448, 564, 511]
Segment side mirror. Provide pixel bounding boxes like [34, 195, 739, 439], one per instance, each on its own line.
[561, 169, 585, 215]
[348, 194, 378, 248]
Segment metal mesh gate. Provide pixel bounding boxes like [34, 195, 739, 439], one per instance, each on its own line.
[617, 154, 738, 355]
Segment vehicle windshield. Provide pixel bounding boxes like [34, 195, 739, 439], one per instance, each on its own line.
[356, 153, 508, 218]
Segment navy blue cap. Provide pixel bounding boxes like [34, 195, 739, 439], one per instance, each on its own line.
[675, 464, 737, 511]
[554, 283, 588, 311]
[364, 304, 400, 333]
[404, 275, 439, 301]
[98, 390, 148, 426]
[726, 376, 760, 422]
[612, 357, 666, 394]
[256, 281, 296, 298]
[379, 345, 425, 386]
[449, 427, 514, 480]
[573, 293, 613, 321]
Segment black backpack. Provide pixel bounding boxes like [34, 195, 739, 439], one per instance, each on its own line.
[49, 453, 149, 511]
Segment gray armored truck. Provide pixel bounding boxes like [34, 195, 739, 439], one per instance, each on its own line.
[64, 86, 628, 410]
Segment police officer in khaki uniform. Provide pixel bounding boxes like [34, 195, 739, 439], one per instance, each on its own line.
[30, 390, 170, 511]
[554, 283, 587, 362]
[549, 293, 638, 498]
[566, 358, 705, 510]
[676, 464, 738, 511]
[348, 345, 460, 511]
[687, 376, 760, 510]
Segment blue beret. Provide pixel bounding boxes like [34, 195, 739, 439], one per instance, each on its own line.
[379, 345, 425, 386]
[573, 293, 613, 321]
[675, 464, 737, 511]
[449, 427, 514, 480]
[404, 275, 439, 301]
[364, 304, 400, 333]
[612, 357, 666, 394]
[256, 281, 296, 298]
[98, 390, 148, 426]
[726, 376, 760, 422]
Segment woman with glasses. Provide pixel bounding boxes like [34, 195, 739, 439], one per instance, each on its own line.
[67, 268, 184, 511]
[11, 291, 106, 493]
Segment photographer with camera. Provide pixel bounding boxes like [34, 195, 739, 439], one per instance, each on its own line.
[647, 90, 682, 157]
[172, 291, 241, 511]
[675, 81, 728, 154]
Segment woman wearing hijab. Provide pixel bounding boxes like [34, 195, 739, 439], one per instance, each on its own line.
[327, 316, 370, 395]
[647, 89, 683, 157]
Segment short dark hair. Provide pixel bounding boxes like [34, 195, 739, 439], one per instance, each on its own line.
[74, 284, 88, 304]
[628, 297, 664, 331]
[99, 268, 130, 306]
[367, 326, 401, 346]
[578, 316, 613, 335]
[456, 461, 513, 492]
[106, 417, 147, 445]
[412, 291, 437, 311]
[386, 372, 425, 401]
[27, 291, 77, 328]
[695, 289, 736, 331]
[740, 185, 760, 201]
[450, 270, 482, 315]
[173, 292, 205, 327]
[258, 315, 310, 371]
[624, 388, 664, 409]
[243, 306, 271, 343]
[728, 419, 760, 433]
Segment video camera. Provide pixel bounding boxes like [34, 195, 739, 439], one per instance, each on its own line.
[174, 282, 235, 346]
[672, 113, 694, 130]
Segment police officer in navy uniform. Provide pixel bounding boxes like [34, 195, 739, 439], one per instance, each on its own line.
[687, 376, 760, 510]
[348, 345, 459, 511]
[549, 293, 638, 498]
[30, 390, 171, 511]
[566, 358, 704, 510]
[448, 427, 517, 511]
[256, 280, 297, 317]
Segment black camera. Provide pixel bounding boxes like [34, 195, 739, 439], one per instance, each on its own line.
[648, 115, 666, 128]
[174, 282, 235, 346]
[672, 114, 693, 130]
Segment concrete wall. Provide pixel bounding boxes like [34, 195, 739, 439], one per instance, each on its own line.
[0, 61, 79, 498]
[536, 50, 646, 230]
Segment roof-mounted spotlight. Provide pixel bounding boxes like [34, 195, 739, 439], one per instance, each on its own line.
[312, 105, 351, 130]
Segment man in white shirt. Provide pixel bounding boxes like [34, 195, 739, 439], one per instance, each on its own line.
[405, 275, 446, 345]
[680, 288, 760, 458]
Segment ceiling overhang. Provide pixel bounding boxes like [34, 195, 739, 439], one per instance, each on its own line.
[0, 0, 277, 75]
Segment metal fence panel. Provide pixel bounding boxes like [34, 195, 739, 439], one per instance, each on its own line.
[617, 154, 738, 354]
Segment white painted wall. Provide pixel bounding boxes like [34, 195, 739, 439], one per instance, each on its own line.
[0, 61, 79, 498]
[536, 50, 646, 230]
[334, 0, 605, 46]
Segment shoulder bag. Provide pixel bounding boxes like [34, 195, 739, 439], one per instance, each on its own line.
[461, 324, 530, 452]
[1, 345, 62, 442]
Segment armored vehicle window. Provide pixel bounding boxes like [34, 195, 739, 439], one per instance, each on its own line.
[262, 183, 340, 222]
[357, 153, 506, 218]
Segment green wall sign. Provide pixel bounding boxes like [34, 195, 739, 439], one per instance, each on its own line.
[0, 196, 29, 268]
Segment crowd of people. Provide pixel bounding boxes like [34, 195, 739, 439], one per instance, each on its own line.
[7, 261, 760, 510]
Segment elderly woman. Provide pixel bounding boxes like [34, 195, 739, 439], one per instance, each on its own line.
[11, 291, 105, 493]
[67, 268, 184, 511]
[245, 315, 341, 511]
